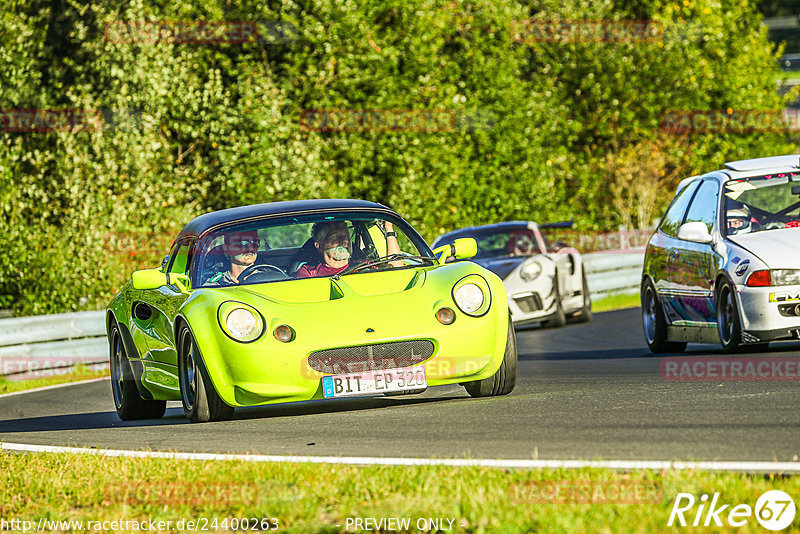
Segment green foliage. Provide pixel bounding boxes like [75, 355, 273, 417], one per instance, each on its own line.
[0, 0, 794, 315]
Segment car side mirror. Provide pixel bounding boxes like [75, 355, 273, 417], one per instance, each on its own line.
[168, 273, 191, 293]
[432, 238, 478, 264]
[131, 268, 167, 290]
[677, 221, 713, 244]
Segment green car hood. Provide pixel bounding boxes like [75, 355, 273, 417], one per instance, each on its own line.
[229, 268, 425, 304]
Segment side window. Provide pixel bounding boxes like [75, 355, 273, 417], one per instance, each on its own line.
[167, 240, 193, 275]
[684, 180, 719, 233]
[659, 180, 701, 237]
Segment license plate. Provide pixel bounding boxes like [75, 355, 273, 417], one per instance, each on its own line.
[322, 366, 427, 398]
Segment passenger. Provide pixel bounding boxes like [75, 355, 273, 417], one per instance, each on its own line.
[296, 221, 402, 278]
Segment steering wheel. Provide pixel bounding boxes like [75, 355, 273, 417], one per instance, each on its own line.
[239, 264, 288, 282]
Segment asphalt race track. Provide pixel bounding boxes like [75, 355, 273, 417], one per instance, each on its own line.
[2, 308, 799, 462]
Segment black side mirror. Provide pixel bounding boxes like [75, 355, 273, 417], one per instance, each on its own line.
[792, 185, 800, 195]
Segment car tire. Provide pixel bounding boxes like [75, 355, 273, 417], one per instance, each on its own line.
[464, 316, 517, 397]
[716, 279, 744, 353]
[178, 323, 234, 423]
[108, 321, 166, 421]
[571, 269, 593, 323]
[641, 279, 687, 354]
[543, 279, 567, 328]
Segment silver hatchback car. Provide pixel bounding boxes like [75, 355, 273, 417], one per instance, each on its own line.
[642, 155, 800, 353]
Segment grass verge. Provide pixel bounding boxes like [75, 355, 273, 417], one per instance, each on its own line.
[0, 452, 797, 533]
[592, 292, 640, 313]
[0, 365, 109, 395]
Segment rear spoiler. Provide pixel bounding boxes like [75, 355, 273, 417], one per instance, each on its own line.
[538, 220, 574, 229]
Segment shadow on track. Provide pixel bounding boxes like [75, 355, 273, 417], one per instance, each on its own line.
[515, 308, 800, 361]
[0, 394, 467, 433]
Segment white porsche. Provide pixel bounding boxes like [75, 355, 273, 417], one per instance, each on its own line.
[432, 221, 592, 327]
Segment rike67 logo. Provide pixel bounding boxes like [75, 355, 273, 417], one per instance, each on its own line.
[668, 490, 796, 530]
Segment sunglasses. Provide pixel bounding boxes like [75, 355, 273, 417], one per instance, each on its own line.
[228, 239, 260, 249]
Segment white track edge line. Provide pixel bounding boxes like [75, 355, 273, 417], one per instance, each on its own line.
[0, 377, 109, 399]
[2, 442, 800, 472]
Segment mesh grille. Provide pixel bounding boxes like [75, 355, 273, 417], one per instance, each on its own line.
[308, 340, 435, 374]
[514, 293, 543, 313]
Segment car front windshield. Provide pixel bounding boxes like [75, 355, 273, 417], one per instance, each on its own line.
[194, 212, 433, 288]
[446, 228, 541, 259]
[723, 172, 800, 235]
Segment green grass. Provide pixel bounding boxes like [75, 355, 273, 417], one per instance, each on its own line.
[592, 292, 640, 313]
[0, 452, 797, 533]
[0, 365, 109, 395]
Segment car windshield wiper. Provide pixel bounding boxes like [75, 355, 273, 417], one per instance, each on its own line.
[336, 254, 436, 277]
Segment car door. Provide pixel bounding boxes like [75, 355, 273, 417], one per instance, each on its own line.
[668, 178, 722, 324]
[649, 179, 702, 323]
[136, 238, 195, 369]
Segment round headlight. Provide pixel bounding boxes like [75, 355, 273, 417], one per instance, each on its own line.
[520, 260, 542, 281]
[454, 283, 485, 315]
[226, 308, 261, 341]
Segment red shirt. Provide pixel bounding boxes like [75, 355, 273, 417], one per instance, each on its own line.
[296, 262, 348, 278]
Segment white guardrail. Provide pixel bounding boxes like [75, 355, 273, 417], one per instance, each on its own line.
[583, 251, 645, 300]
[0, 251, 644, 379]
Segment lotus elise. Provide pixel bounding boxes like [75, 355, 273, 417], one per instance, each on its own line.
[107, 199, 516, 422]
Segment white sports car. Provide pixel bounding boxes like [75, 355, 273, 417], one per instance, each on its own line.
[641, 154, 800, 353]
[432, 221, 592, 327]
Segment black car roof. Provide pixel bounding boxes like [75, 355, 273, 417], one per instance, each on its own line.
[433, 221, 535, 246]
[177, 199, 395, 239]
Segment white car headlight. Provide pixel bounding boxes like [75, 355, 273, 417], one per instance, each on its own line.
[224, 307, 263, 342]
[772, 270, 800, 286]
[454, 283, 485, 315]
[520, 260, 543, 282]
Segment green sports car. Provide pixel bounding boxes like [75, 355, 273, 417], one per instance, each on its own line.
[106, 199, 517, 422]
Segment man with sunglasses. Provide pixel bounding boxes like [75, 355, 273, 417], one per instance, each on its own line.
[206, 231, 261, 285]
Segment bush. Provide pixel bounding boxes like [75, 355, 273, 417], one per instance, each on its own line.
[0, 0, 794, 315]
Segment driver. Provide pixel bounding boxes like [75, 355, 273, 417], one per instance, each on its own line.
[296, 220, 402, 278]
[207, 231, 260, 285]
[726, 205, 752, 235]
